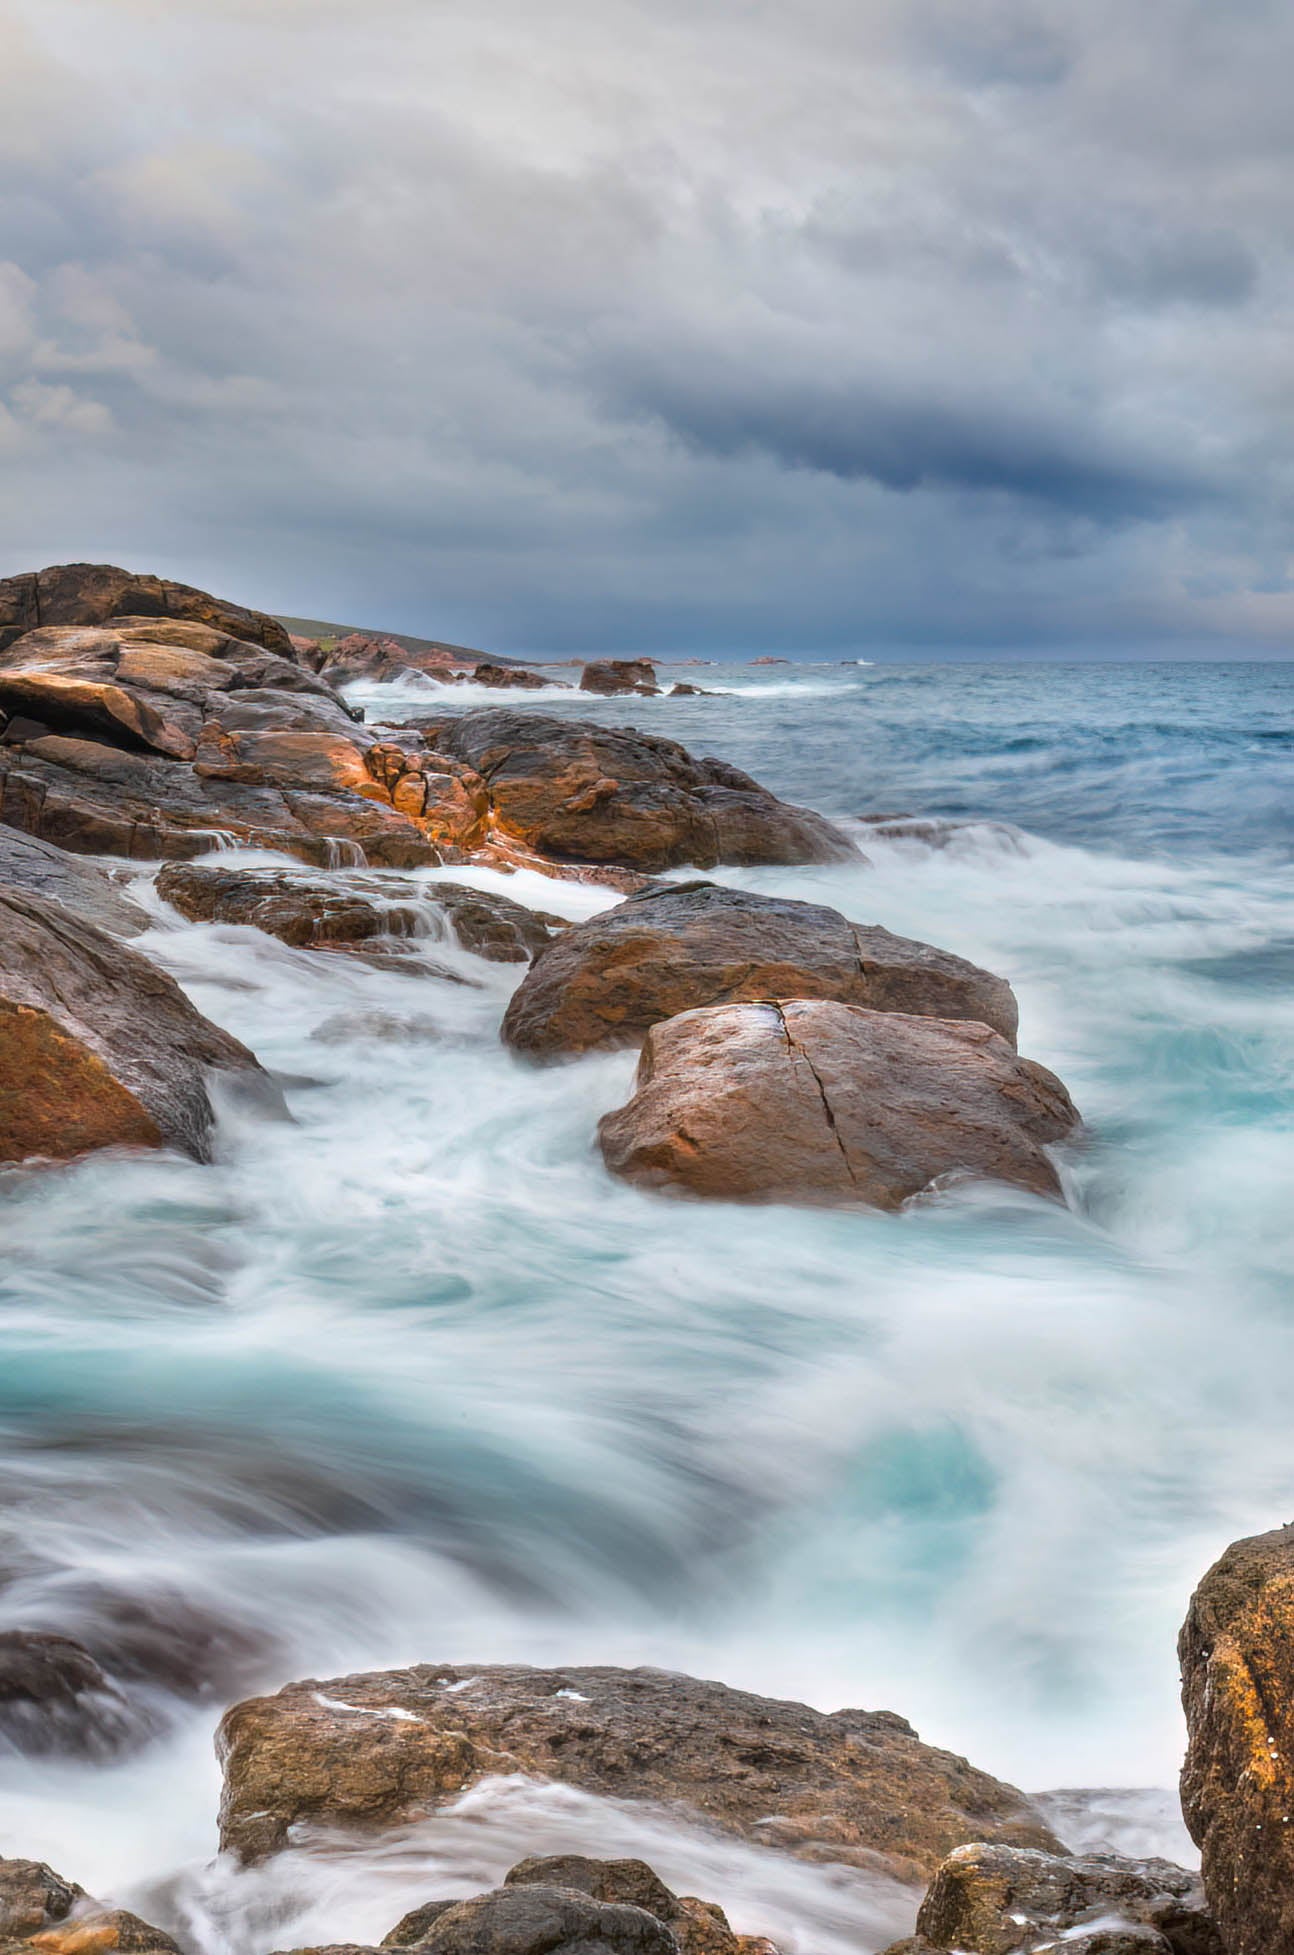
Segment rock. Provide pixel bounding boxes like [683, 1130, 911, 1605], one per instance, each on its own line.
[0, 824, 146, 935]
[0, 1859, 84, 1939]
[383, 1904, 459, 1945]
[0, 562, 295, 659]
[385, 1886, 676, 1955]
[504, 1860, 776, 1955]
[1179, 1521, 1294, 1955]
[0, 886, 278, 1164]
[216, 1661, 1060, 1879]
[471, 664, 557, 691]
[318, 635, 420, 686]
[156, 863, 556, 963]
[879, 1842, 1218, 1955]
[598, 1001, 1077, 1210]
[502, 882, 1018, 1058]
[425, 711, 857, 871]
[667, 685, 715, 698]
[0, 1631, 136, 1757]
[310, 1012, 450, 1046]
[580, 661, 660, 697]
[20, 1909, 184, 1955]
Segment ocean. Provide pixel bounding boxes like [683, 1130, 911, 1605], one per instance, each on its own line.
[1, 659, 1291, 1952]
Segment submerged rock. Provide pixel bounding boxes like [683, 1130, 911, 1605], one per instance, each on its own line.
[878, 1841, 1218, 1955]
[1180, 1521, 1294, 1955]
[502, 882, 1018, 1058]
[0, 886, 278, 1164]
[0, 1630, 135, 1757]
[580, 660, 660, 697]
[598, 1001, 1077, 1209]
[0, 562, 295, 659]
[216, 1660, 1060, 1879]
[425, 711, 857, 871]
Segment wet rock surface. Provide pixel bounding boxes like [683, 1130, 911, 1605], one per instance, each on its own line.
[580, 661, 660, 697]
[0, 1631, 136, 1758]
[502, 882, 1018, 1058]
[216, 1661, 1060, 1879]
[0, 886, 278, 1164]
[503, 1860, 776, 1955]
[1179, 1521, 1294, 1955]
[0, 823, 146, 934]
[0, 563, 295, 659]
[878, 1842, 1218, 1955]
[424, 712, 857, 871]
[471, 663, 556, 691]
[0, 1856, 179, 1955]
[598, 1000, 1078, 1209]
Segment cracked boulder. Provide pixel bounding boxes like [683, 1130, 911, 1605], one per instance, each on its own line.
[0, 885, 279, 1164]
[502, 882, 1017, 1058]
[1180, 1521, 1294, 1955]
[423, 711, 857, 871]
[597, 1000, 1077, 1209]
[216, 1662, 1060, 1879]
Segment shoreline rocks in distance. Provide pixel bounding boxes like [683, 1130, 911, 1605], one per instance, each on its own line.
[501, 882, 1019, 1058]
[0, 884, 281, 1165]
[580, 660, 660, 697]
[597, 1001, 1078, 1210]
[1179, 1520, 1294, 1955]
[215, 1660, 1061, 1881]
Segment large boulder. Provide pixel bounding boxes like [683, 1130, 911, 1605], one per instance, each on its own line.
[502, 882, 1017, 1058]
[0, 885, 277, 1164]
[1179, 1522, 1294, 1955]
[0, 562, 295, 658]
[878, 1842, 1218, 1955]
[424, 711, 857, 871]
[216, 1661, 1060, 1879]
[157, 862, 557, 963]
[580, 660, 660, 697]
[0, 823, 146, 934]
[597, 1001, 1077, 1209]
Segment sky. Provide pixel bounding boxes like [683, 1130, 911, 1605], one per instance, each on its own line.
[1, 0, 1292, 658]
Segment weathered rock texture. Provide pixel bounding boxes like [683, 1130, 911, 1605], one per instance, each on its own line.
[382, 1886, 677, 1955]
[598, 1001, 1077, 1209]
[879, 1842, 1218, 1955]
[425, 712, 856, 872]
[580, 660, 660, 697]
[0, 824, 145, 934]
[0, 562, 295, 658]
[157, 862, 557, 963]
[1180, 1521, 1294, 1955]
[0, 886, 275, 1164]
[0, 1631, 136, 1757]
[0, 1855, 180, 1955]
[471, 663, 555, 691]
[216, 1661, 1059, 1880]
[503, 1858, 776, 1955]
[502, 883, 1018, 1058]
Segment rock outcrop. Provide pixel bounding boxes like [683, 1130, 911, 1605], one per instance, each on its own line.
[1179, 1521, 1294, 1955]
[424, 711, 857, 871]
[0, 562, 295, 659]
[216, 1661, 1059, 1879]
[157, 862, 557, 963]
[580, 660, 660, 697]
[878, 1842, 1218, 1955]
[502, 883, 1018, 1058]
[471, 663, 556, 691]
[0, 886, 277, 1164]
[0, 823, 146, 934]
[597, 1001, 1077, 1209]
[0, 1855, 180, 1955]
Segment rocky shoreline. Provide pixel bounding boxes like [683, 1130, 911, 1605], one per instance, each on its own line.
[0, 564, 1287, 1954]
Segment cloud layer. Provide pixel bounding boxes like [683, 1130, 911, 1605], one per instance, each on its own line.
[1, 0, 1291, 655]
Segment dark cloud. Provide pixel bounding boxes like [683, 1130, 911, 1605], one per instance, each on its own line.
[0, 0, 1291, 655]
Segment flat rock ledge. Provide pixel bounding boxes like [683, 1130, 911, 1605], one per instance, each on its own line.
[216, 1662, 1061, 1883]
[597, 1000, 1078, 1210]
[1180, 1520, 1294, 1955]
[502, 881, 1018, 1058]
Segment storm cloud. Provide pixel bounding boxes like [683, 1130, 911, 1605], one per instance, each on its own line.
[0, 0, 1291, 655]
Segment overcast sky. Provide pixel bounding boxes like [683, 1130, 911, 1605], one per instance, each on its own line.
[1, 0, 1292, 656]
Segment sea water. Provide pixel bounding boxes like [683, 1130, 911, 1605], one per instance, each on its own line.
[0, 661, 1290, 1951]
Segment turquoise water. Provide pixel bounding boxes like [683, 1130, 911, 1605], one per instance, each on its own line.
[0, 661, 1290, 1950]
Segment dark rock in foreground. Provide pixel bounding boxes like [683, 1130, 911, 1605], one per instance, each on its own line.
[425, 711, 857, 872]
[157, 862, 557, 963]
[0, 886, 277, 1164]
[216, 1660, 1060, 1879]
[502, 882, 1018, 1058]
[598, 1001, 1077, 1209]
[503, 1859, 776, 1955]
[1180, 1521, 1294, 1955]
[0, 561, 295, 659]
[879, 1841, 1219, 1955]
[0, 823, 146, 935]
[0, 1854, 180, 1955]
